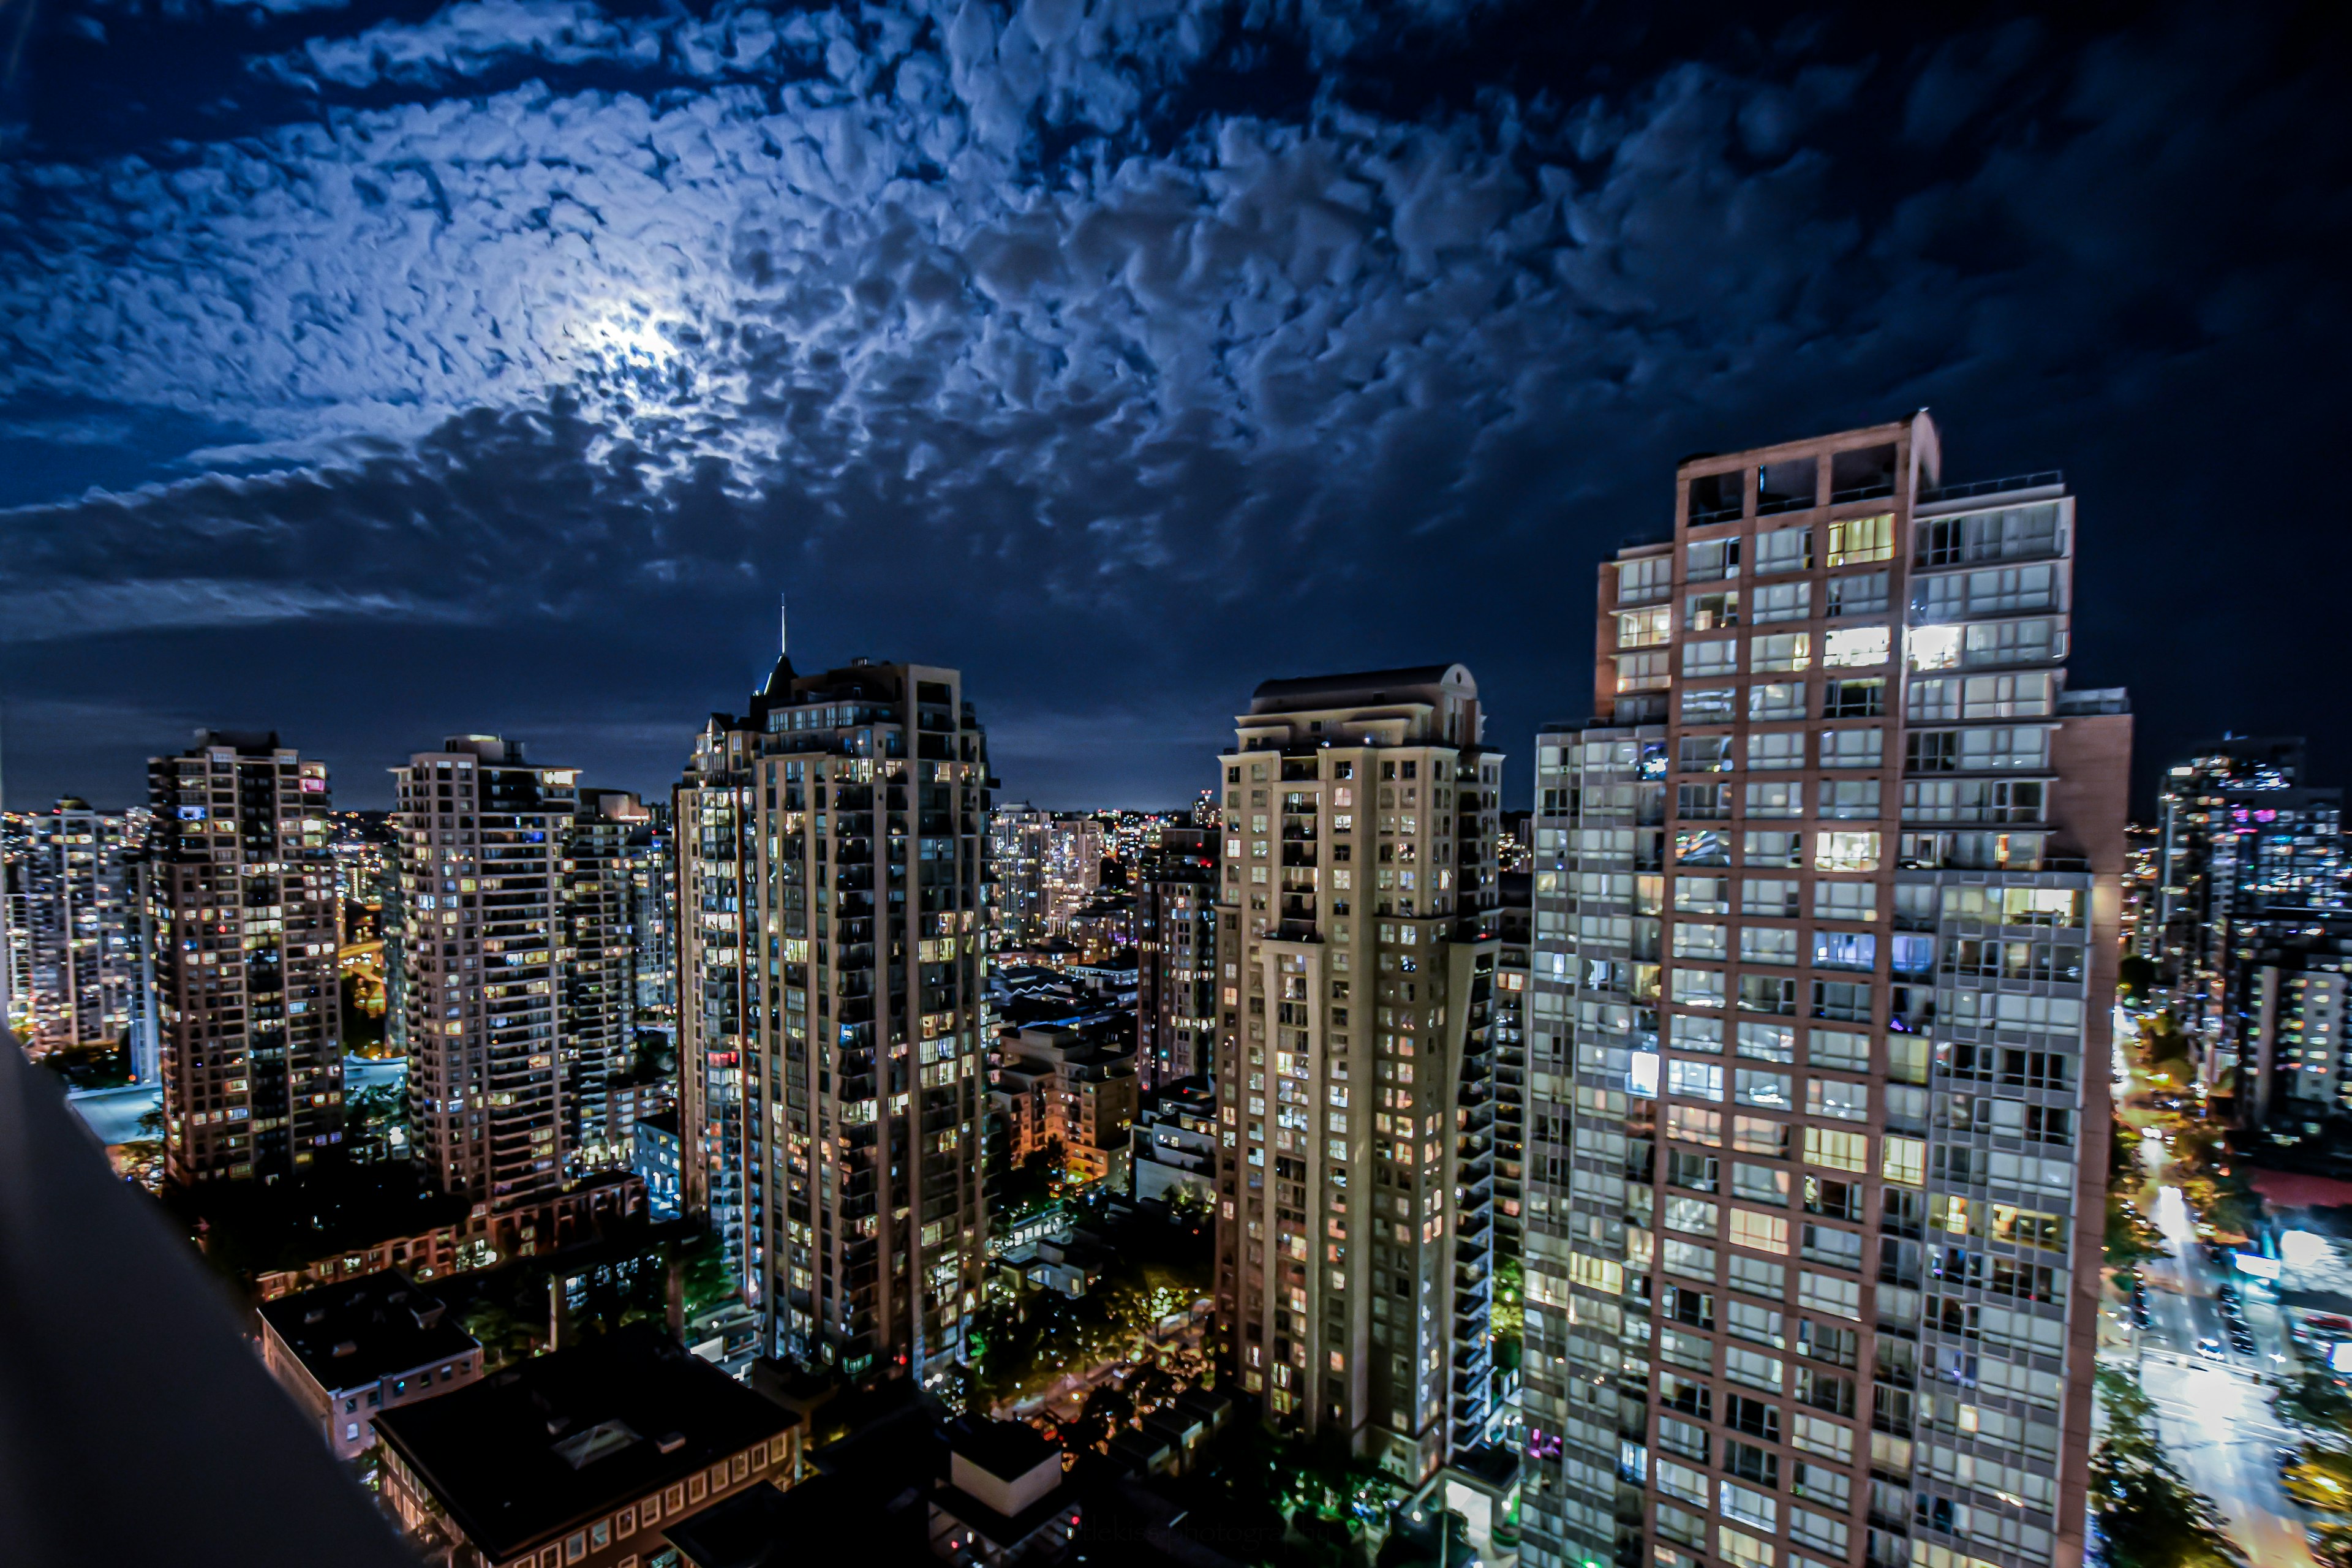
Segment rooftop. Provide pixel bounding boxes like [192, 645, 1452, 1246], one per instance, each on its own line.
[258, 1269, 477, 1393]
[373, 1325, 796, 1561]
[948, 1419, 1058, 1482]
[662, 1482, 797, 1568]
[1247, 663, 1472, 715]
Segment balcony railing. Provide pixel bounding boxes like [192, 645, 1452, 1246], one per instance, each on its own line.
[0, 1042, 415, 1566]
[1916, 470, 2063, 504]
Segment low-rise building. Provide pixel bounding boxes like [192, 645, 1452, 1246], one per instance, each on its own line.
[994, 1025, 1138, 1186]
[1128, 1079, 1216, 1208]
[927, 1420, 1080, 1566]
[251, 1172, 647, 1300]
[258, 1270, 484, 1460]
[374, 1325, 802, 1568]
[607, 1080, 675, 1145]
[634, 1110, 684, 1218]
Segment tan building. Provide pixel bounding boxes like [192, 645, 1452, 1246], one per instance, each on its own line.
[1519, 414, 2128, 1568]
[394, 737, 577, 1229]
[1211, 665, 1506, 1480]
[258, 1268, 483, 1459]
[679, 651, 993, 1382]
[148, 731, 342, 1185]
[994, 1023, 1140, 1185]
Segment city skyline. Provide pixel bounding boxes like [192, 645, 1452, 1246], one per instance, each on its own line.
[3, 5, 2348, 1566]
[4, 7, 2351, 814]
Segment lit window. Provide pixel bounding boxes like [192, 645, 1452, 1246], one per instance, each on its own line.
[1822, 626, 1890, 668]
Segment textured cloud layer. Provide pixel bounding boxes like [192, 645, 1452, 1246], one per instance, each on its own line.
[2, 2, 2348, 805]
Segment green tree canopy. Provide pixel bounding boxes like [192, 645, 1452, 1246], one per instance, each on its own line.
[2092, 1370, 2247, 1568]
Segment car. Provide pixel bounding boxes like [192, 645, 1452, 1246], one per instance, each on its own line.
[2198, 1336, 2226, 1359]
[2234, 1336, 2259, 1353]
[2284, 1448, 2306, 1472]
[2218, 1283, 2240, 1302]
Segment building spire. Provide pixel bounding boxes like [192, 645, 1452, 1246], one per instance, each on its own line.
[780, 590, 788, 659]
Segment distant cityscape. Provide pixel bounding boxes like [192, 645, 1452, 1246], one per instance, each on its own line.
[10, 412, 2348, 1568]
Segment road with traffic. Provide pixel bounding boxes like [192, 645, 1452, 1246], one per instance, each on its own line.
[2110, 1020, 2315, 1568]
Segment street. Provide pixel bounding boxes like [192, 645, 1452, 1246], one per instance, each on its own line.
[2109, 1018, 2315, 1568]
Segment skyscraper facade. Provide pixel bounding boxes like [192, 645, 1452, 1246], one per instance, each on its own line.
[565, 790, 648, 1164]
[2149, 738, 2345, 1096]
[1492, 869, 1532, 1253]
[148, 733, 342, 1186]
[987, 804, 1053, 946]
[2227, 914, 2352, 1128]
[2, 798, 151, 1065]
[1211, 665, 1506, 1480]
[679, 652, 994, 1379]
[630, 801, 677, 1035]
[393, 736, 578, 1213]
[1136, 824, 1218, 1088]
[1520, 415, 2128, 1568]
[676, 715, 761, 1283]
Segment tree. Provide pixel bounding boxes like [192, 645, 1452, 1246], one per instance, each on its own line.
[1491, 1253, 1524, 1373]
[2105, 1194, 2166, 1269]
[671, 1227, 740, 1319]
[2119, 954, 2158, 1002]
[1064, 1381, 1134, 1452]
[2111, 1115, 2146, 1185]
[2285, 1445, 2352, 1513]
[458, 1297, 539, 1370]
[2092, 1370, 2248, 1568]
[346, 1082, 407, 1158]
[2138, 1014, 2196, 1087]
[2280, 1372, 2352, 1438]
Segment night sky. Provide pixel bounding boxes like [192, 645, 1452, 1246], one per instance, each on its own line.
[2, 2, 2347, 814]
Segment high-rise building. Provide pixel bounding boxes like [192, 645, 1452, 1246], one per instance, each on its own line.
[2150, 738, 2344, 1087]
[393, 736, 578, 1213]
[2, 798, 151, 1068]
[676, 715, 761, 1284]
[629, 801, 678, 1036]
[565, 791, 648, 1164]
[988, 804, 1053, 946]
[148, 732, 342, 1186]
[1210, 665, 1506, 1480]
[1519, 415, 2128, 1568]
[1492, 869, 1532, 1253]
[1136, 826, 1218, 1088]
[678, 650, 994, 1380]
[2226, 913, 2352, 1128]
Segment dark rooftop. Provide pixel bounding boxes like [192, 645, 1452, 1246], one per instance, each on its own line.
[373, 1325, 796, 1561]
[662, 1482, 797, 1568]
[636, 1109, 682, 1139]
[258, 1269, 477, 1393]
[1248, 663, 1469, 712]
[947, 1418, 1058, 1482]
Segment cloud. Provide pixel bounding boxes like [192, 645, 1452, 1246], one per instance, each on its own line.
[0, 579, 482, 642]
[1, 2, 2349, 809]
